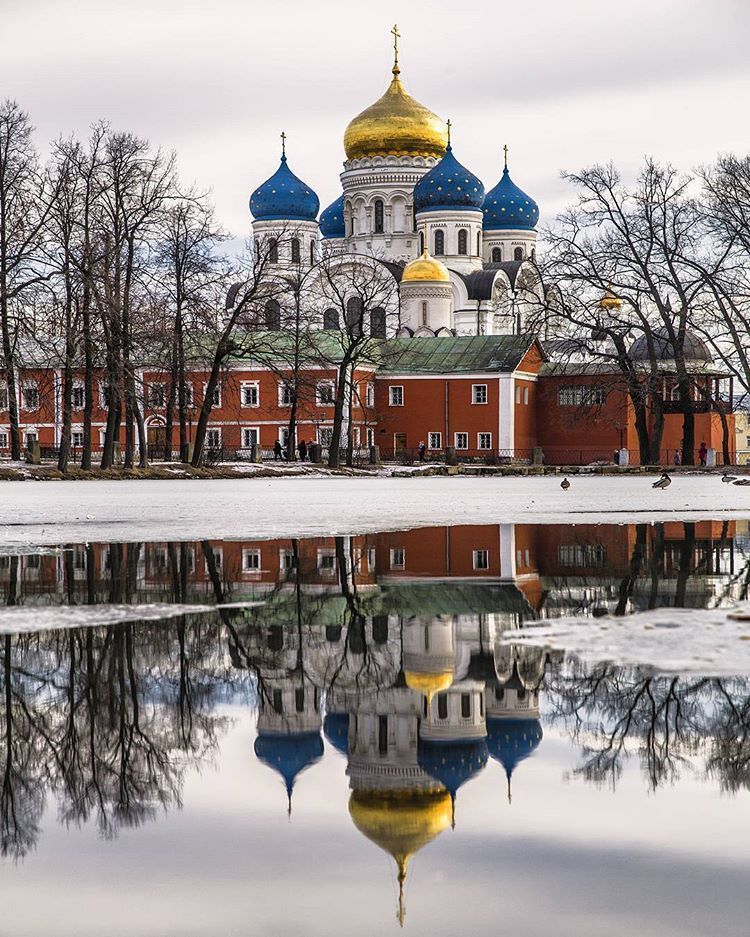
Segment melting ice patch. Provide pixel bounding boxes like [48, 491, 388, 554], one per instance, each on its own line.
[505, 606, 750, 676]
[0, 601, 261, 635]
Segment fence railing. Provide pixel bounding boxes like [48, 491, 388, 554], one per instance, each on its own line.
[6, 444, 750, 470]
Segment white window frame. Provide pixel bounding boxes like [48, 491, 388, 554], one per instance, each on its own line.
[523, 386, 529, 405]
[477, 432, 492, 450]
[389, 547, 405, 571]
[318, 426, 333, 447]
[72, 385, 84, 410]
[427, 432, 442, 450]
[0, 384, 8, 411]
[0, 431, 7, 449]
[365, 382, 375, 408]
[242, 548, 261, 572]
[71, 430, 84, 448]
[24, 430, 38, 447]
[366, 427, 375, 448]
[148, 382, 166, 408]
[317, 549, 337, 576]
[204, 382, 221, 407]
[454, 432, 468, 450]
[240, 381, 260, 408]
[22, 383, 39, 411]
[316, 381, 336, 406]
[206, 427, 222, 449]
[279, 549, 295, 572]
[277, 382, 293, 407]
[204, 546, 223, 574]
[515, 385, 521, 404]
[389, 385, 404, 407]
[473, 549, 489, 571]
[241, 426, 260, 448]
[471, 384, 487, 405]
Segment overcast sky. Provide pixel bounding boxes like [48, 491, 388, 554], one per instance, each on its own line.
[3, 0, 749, 240]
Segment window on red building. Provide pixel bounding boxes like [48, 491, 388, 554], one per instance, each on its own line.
[72, 386, 84, 409]
[478, 432, 492, 450]
[316, 381, 335, 405]
[206, 427, 221, 449]
[389, 548, 405, 570]
[428, 432, 442, 450]
[454, 432, 468, 450]
[471, 384, 487, 404]
[23, 385, 39, 411]
[149, 383, 166, 408]
[0, 385, 8, 410]
[241, 381, 259, 407]
[388, 385, 404, 406]
[278, 382, 293, 406]
[473, 549, 489, 570]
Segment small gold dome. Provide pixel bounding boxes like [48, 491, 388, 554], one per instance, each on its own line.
[404, 667, 454, 699]
[344, 69, 448, 162]
[401, 250, 450, 284]
[599, 289, 622, 311]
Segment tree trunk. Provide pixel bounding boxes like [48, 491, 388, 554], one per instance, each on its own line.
[81, 287, 94, 470]
[191, 355, 223, 466]
[327, 361, 349, 468]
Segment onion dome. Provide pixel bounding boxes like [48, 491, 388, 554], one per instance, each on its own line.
[323, 712, 349, 756]
[418, 738, 489, 827]
[254, 731, 324, 813]
[483, 150, 539, 231]
[413, 144, 484, 213]
[249, 142, 319, 222]
[629, 326, 712, 363]
[401, 249, 450, 284]
[319, 194, 345, 239]
[404, 668, 453, 701]
[598, 288, 622, 311]
[487, 717, 543, 803]
[349, 787, 452, 926]
[344, 49, 447, 161]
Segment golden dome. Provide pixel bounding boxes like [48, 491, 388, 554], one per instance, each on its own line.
[344, 62, 447, 161]
[349, 788, 452, 925]
[404, 667, 454, 699]
[598, 288, 622, 311]
[401, 250, 451, 284]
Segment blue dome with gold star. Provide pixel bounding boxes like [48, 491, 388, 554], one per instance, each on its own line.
[319, 194, 345, 239]
[483, 164, 539, 231]
[249, 151, 320, 223]
[254, 731, 324, 804]
[413, 144, 484, 214]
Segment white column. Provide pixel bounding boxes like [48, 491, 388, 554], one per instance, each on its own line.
[498, 374, 515, 451]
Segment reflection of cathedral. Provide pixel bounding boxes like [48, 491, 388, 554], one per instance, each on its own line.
[242, 601, 546, 925]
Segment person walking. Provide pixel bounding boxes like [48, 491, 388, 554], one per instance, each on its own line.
[298, 438, 307, 462]
[418, 441, 426, 462]
[673, 449, 681, 466]
[273, 440, 283, 461]
[699, 441, 708, 467]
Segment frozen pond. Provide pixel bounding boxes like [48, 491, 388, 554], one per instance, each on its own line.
[2, 475, 750, 546]
[0, 517, 749, 936]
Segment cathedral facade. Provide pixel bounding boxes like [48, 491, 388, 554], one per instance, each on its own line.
[248, 28, 550, 340]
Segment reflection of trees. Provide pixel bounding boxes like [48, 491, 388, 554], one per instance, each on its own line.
[0, 543, 239, 858]
[546, 661, 750, 792]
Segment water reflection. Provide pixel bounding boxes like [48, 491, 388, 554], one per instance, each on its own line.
[0, 521, 749, 928]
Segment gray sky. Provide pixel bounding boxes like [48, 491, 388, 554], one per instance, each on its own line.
[3, 0, 750, 239]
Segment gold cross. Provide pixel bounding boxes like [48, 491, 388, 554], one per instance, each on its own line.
[391, 24, 400, 74]
[503, 143, 509, 169]
[280, 131, 286, 158]
[446, 118, 452, 146]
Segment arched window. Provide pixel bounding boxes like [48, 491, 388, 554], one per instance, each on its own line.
[310, 239, 316, 264]
[374, 199, 384, 234]
[530, 248, 536, 262]
[268, 238, 278, 264]
[491, 247, 502, 263]
[476, 231, 481, 256]
[458, 229, 468, 255]
[434, 229, 445, 255]
[419, 231, 425, 253]
[370, 307, 386, 339]
[264, 299, 281, 330]
[346, 296, 363, 335]
[291, 238, 300, 263]
[421, 302, 428, 327]
[323, 308, 339, 330]
[514, 246, 524, 262]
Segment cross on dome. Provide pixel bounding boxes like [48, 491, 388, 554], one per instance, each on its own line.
[391, 24, 400, 75]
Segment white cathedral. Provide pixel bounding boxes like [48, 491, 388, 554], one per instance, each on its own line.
[247, 27, 552, 338]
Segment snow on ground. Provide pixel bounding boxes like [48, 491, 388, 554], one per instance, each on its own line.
[507, 606, 750, 676]
[0, 474, 748, 548]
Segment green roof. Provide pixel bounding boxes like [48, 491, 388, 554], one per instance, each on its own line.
[378, 335, 541, 375]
